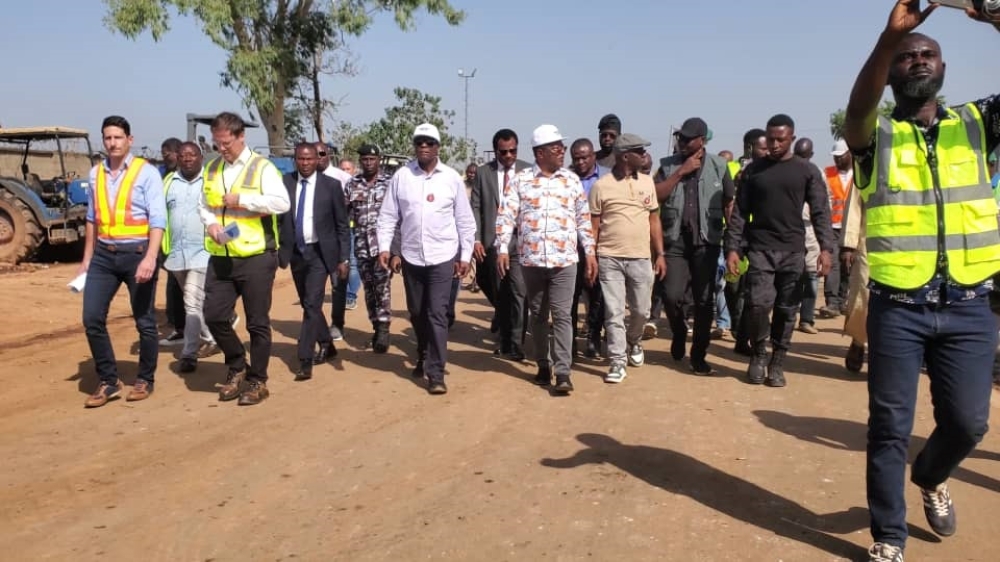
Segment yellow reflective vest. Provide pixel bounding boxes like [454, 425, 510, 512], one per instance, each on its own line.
[94, 157, 150, 241]
[202, 153, 280, 257]
[860, 103, 1000, 290]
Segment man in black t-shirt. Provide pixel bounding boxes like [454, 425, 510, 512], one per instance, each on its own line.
[724, 114, 834, 387]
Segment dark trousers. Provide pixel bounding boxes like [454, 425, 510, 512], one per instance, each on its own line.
[291, 245, 331, 361]
[571, 250, 604, 340]
[866, 294, 995, 548]
[745, 249, 803, 353]
[330, 273, 347, 330]
[83, 244, 159, 385]
[478, 247, 528, 349]
[165, 271, 185, 331]
[403, 259, 454, 380]
[662, 238, 720, 362]
[447, 276, 460, 328]
[824, 228, 850, 310]
[204, 252, 278, 383]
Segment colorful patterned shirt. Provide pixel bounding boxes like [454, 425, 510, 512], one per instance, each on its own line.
[495, 165, 595, 268]
[348, 172, 393, 260]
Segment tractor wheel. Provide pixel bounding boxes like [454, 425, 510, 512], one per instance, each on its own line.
[0, 188, 43, 264]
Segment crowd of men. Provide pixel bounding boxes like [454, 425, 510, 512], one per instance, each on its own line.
[74, 1, 1000, 560]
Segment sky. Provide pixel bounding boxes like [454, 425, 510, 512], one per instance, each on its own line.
[1, 0, 997, 169]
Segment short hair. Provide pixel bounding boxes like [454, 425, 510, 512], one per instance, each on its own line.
[742, 128, 766, 147]
[570, 138, 594, 152]
[339, 158, 354, 166]
[161, 137, 182, 152]
[492, 129, 518, 151]
[294, 141, 317, 155]
[178, 141, 201, 154]
[211, 112, 245, 136]
[101, 115, 131, 136]
[766, 114, 795, 130]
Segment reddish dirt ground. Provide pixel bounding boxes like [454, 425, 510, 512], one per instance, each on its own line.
[0, 264, 997, 561]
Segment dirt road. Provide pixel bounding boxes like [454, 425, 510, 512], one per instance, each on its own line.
[1, 264, 997, 561]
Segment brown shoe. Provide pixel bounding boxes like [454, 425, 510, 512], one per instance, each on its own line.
[84, 380, 123, 408]
[126, 379, 153, 401]
[237, 380, 269, 406]
[218, 369, 245, 401]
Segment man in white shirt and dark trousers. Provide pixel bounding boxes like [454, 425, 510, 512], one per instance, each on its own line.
[376, 123, 476, 395]
[199, 112, 291, 406]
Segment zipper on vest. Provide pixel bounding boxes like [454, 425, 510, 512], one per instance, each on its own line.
[911, 125, 948, 278]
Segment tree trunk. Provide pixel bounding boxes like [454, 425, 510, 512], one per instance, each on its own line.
[311, 48, 324, 142]
[258, 92, 287, 156]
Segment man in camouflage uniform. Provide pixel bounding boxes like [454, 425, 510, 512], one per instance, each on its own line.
[349, 144, 394, 352]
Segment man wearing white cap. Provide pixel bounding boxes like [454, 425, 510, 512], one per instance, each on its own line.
[497, 125, 597, 394]
[818, 139, 854, 319]
[376, 123, 476, 395]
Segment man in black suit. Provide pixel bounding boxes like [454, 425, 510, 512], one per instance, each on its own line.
[279, 142, 351, 380]
[470, 128, 532, 360]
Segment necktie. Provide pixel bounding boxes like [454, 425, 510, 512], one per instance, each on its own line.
[502, 168, 510, 192]
[295, 178, 308, 253]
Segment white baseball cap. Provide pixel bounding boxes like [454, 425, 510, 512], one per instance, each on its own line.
[831, 139, 849, 156]
[413, 123, 441, 143]
[531, 124, 565, 148]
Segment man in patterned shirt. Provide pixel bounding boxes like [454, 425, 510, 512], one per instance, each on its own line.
[497, 124, 597, 394]
[349, 143, 395, 353]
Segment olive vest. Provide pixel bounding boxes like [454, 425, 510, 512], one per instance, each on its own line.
[658, 152, 729, 246]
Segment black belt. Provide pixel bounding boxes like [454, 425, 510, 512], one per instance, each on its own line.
[98, 241, 147, 254]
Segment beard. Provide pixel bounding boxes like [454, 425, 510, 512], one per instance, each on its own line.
[895, 74, 944, 100]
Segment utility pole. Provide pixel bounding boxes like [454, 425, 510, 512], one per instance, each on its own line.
[457, 68, 477, 147]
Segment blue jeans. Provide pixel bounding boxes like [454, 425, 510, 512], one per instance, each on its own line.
[866, 294, 995, 548]
[347, 230, 360, 301]
[797, 271, 818, 325]
[83, 245, 159, 385]
[715, 254, 731, 330]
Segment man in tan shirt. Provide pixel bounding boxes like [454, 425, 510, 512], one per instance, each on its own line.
[589, 133, 667, 383]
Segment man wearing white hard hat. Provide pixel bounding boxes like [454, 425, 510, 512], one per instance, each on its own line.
[496, 124, 597, 394]
[817, 139, 855, 320]
[376, 123, 476, 395]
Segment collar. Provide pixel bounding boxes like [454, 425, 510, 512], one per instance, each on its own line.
[612, 167, 638, 181]
[172, 170, 204, 184]
[231, 146, 253, 167]
[892, 103, 952, 127]
[408, 158, 442, 177]
[298, 172, 317, 184]
[103, 153, 135, 173]
[577, 164, 602, 180]
[531, 164, 571, 179]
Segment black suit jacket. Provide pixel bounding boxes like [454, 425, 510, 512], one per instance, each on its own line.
[470, 158, 532, 252]
[278, 172, 350, 273]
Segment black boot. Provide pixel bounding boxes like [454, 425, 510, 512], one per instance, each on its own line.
[372, 322, 390, 354]
[766, 349, 787, 387]
[747, 345, 768, 385]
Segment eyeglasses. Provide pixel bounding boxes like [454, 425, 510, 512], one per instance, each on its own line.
[317, 151, 327, 156]
[414, 138, 439, 147]
[497, 148, 517, 155]
[544, 144, 566, 154]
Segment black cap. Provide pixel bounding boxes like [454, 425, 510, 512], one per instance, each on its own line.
[677, 117, 708, 139]
[598, 113, 622, 134]
[358, 143, 381, 156]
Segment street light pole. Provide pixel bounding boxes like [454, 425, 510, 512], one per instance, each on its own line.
[457, 68, 477, 149]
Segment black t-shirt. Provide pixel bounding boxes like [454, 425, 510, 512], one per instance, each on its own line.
[725, 156, 834, 254]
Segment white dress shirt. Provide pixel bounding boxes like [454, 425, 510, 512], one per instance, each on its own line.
[322, 165, 353, 197]
[295, 172, 318, 244]
[376, 159, 476, 267]
[198, 146, 290, 228]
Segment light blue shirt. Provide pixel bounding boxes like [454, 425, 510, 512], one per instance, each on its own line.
[86, 154, 167, 244]
[163, 171, 210, 271]
[579, 164, 607, 196]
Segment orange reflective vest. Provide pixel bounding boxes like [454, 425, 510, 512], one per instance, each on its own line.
[94, 157, 150, 240]
[825, 166, 852, 227]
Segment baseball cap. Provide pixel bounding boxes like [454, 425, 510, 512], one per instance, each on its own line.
[614, 133, 651, 152]
[531, 124, 565, 148]
[677, 117, 708, 139]
[831, 139, 850, 156]
[412, 123, 441, 143]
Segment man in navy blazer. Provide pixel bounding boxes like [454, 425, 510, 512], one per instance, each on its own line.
[278, 142, 351, 380]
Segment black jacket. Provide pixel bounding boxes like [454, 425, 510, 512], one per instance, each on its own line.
[278, 172, 350, 272]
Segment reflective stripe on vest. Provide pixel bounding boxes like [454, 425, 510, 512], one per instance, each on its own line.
[162, 171, 174, 255]
[825, 166, 850, 226]
[727, 161, 740, 181]
[202, 153, 280, 257]
[861, 103, 1000, 289]
[95, 157, 149, 240]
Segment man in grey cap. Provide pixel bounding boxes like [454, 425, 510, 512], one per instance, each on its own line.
[589, 133, 666, 383]
[654, 117, 736, 375]
[595, 114, 622, 169]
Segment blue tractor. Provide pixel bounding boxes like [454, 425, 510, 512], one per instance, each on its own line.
[0, 127, 92, 263]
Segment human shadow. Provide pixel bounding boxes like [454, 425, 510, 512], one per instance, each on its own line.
[753, 411, 1000, 493]
[540, 433, 869, 560]
[68, 358, 141, 395]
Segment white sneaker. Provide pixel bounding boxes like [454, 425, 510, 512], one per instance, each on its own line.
[867, 543, 903, 562]
[329, 326, 344, 341]
[158, 330, 184, 346]
[605, 362, 627, 384]
[627, 343, 645, 367]
[642, 322, 657, 340]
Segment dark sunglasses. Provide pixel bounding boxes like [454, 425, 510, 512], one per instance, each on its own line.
[497, 148, 517, 155]
[317, 151, 327, 156]
[414, 137, 439, 147]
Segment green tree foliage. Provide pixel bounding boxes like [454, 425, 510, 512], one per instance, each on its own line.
[102, 0, 464, 149]
[349, 87, 476, 165]
[829, 97, 946, 139]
